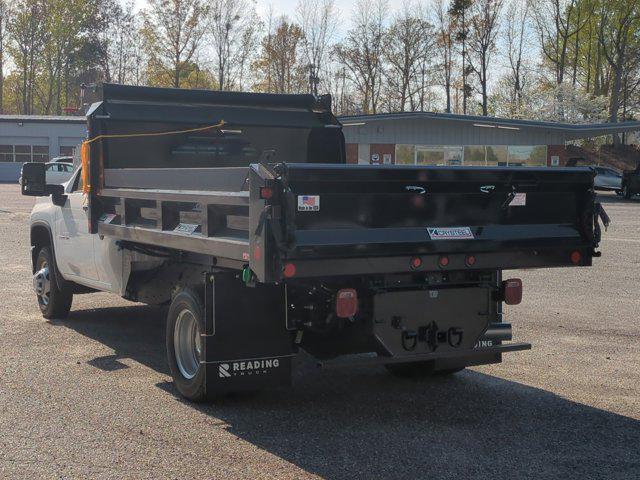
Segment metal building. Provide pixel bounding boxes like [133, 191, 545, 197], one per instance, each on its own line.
[339, 112, 640, 167]
[0, 115, 86, 182]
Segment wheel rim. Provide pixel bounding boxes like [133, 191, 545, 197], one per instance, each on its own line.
[33, 261, 51, 306]
[174, 308, 202, 379]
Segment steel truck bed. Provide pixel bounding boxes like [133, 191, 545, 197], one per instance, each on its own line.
[85, 86, 605, 284]
[20, 83, 608, 401]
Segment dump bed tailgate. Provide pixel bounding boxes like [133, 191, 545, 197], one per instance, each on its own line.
[250, 163, 601, 281]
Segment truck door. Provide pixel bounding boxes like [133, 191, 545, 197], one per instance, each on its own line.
[54, 168, 99, 282]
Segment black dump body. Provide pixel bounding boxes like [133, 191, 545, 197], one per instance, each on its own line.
[85, 84, 604, 284]
[249, 163, 601, 282]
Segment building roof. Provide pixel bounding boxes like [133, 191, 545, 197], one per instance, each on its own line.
[338, 112, 640, 140]
[0, 114, 85, 124]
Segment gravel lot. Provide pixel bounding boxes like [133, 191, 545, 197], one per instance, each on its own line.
[0, 183, 638, 479]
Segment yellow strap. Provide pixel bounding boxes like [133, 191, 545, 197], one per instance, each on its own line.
[80, 120, 226, 195]
[82, 119, 226, 145]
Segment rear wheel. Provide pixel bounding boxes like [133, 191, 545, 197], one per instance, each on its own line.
[34, 246, 72, 319]
[166, 288, 207, 402]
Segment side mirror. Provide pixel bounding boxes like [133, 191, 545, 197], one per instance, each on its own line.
[20, 162, 66, 198]
[20, 162, 46, 196]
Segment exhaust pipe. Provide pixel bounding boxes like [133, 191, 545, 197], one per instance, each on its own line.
[481, 322, 512, 343]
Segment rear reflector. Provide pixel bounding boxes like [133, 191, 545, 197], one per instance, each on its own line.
[502, 278, 523, 305]
[336, 288, 358, 318]
[570, 250, 582, 265]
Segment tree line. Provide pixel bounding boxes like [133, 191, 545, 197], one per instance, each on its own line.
[0, 0, 638, 133]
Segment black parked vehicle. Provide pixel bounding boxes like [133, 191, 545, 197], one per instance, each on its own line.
[21, 84, 610, 402]
[622, 163, 640, 199]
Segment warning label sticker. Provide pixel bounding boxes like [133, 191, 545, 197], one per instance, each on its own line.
[509, 193, 527, 207]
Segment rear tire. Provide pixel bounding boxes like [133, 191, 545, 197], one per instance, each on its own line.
[34, 247, 72, 319]
[166, 288, 207, 402]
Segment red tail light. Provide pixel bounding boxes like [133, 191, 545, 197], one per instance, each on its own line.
[438, 256, 449, 267]
[336, 288, 358, 318]
[410, 257, 422, 269]
[283, 263, 296, 278]
[260, 186, 274, 200]
[502, 278, 523, 305]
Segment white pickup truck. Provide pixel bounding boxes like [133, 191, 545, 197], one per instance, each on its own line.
[30, 165, 130, 317]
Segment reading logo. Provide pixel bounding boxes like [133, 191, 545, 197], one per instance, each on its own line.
[218, 358, 281, 378]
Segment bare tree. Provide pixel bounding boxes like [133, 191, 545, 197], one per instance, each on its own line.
[468, 0, 503, 115]
[141, 0, 208, 88]
[333, 0, 387, 114]
[433, 0, 455, 113]
[0, 0, 8, 113]
[598, 0, 640, 144]
[383, 2, 434, 112]
[101, 0, 138, 85]
[533, 0, 590, 118]
[296, 0, 338, 95]
[449, 0, 473, 114]
[208, 0, 258, 91]
[503, 0, 530, 115]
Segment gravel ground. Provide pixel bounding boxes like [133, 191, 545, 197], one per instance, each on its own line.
[0, 183, 638, 480]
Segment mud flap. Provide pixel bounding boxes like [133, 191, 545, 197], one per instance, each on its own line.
[202, 273, 295, 395]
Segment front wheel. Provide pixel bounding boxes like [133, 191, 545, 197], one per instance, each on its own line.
[34, 246, 72, 319]
[166, 288, 207, 402]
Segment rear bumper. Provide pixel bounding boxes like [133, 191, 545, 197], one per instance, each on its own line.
[317, 342, 532, 369]
[282, 247, 592, 280]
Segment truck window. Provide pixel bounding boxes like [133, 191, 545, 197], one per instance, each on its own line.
[71, 168, 83, 193]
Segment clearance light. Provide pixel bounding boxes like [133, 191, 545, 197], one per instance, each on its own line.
[283, 263, 297, 278]
[438, 256, 450, 267]
[502, 279, 523, 305]
[570, 250, 582, 265]
[410, 257, 422, 269]
[335, 288, 358, 318]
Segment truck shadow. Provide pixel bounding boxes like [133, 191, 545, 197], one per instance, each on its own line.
[61, 304, 639, 479]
